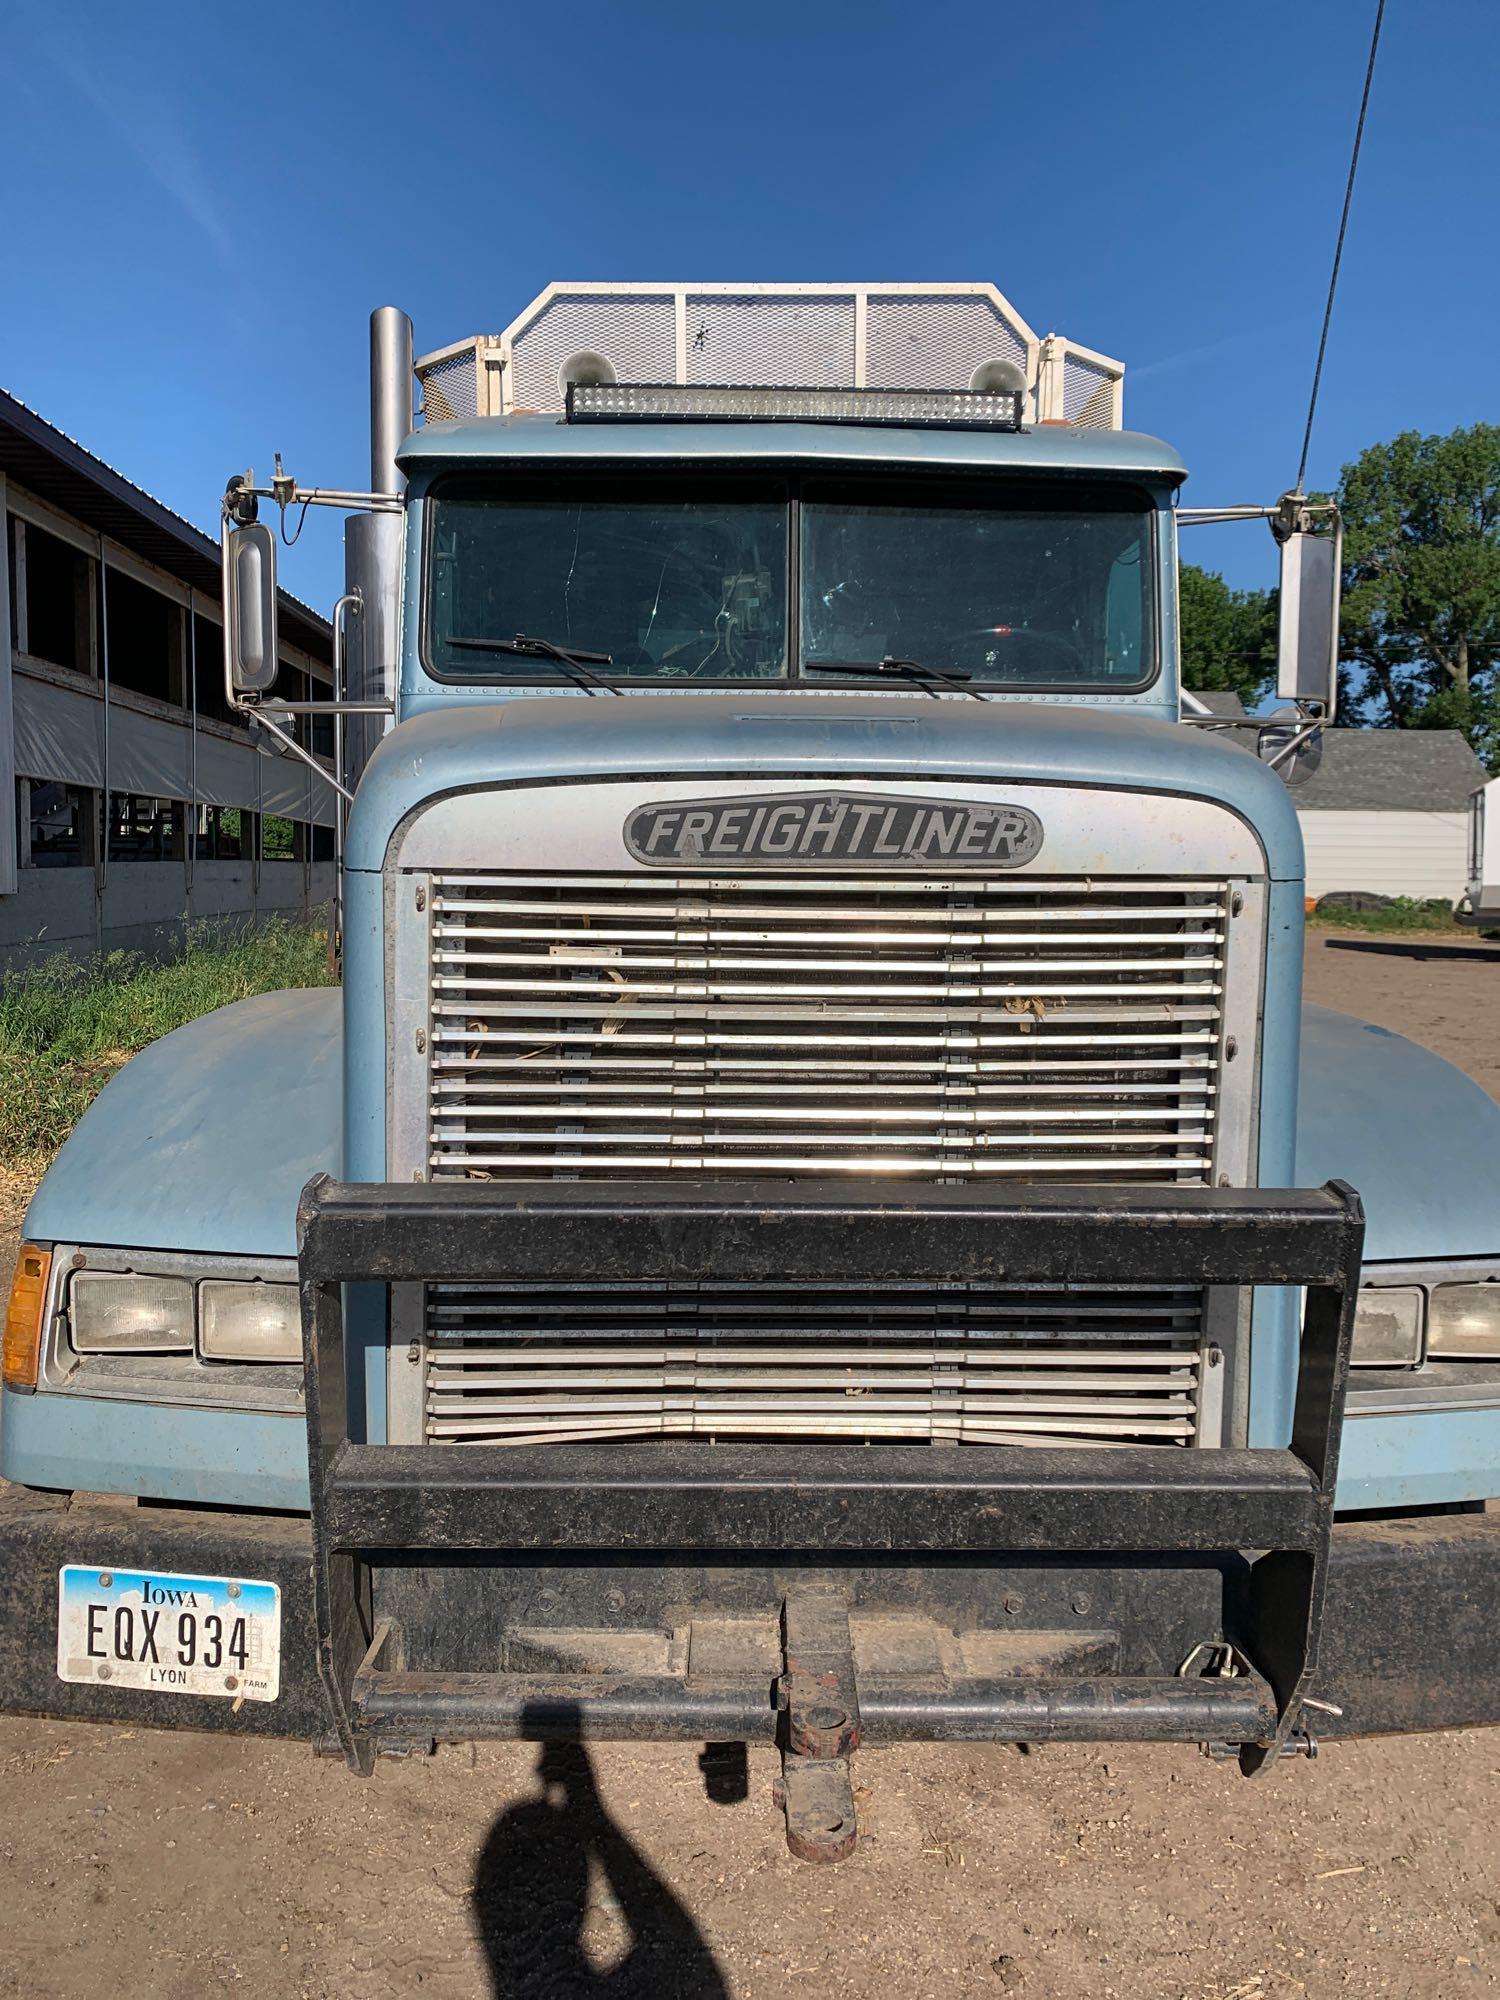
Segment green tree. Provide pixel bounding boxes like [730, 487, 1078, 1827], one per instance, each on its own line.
[1338, 423, 1500, 768]
[1178, 563, 1278, 705]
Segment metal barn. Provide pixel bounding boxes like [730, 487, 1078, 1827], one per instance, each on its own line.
[0, 394, 337, 968]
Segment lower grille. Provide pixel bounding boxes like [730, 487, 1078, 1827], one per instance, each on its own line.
[423, 1280, 1213, 1449]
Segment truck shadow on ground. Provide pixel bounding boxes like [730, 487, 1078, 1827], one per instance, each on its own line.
[472, 1729, 730, 1999]
[1324, 937, 1500, 964]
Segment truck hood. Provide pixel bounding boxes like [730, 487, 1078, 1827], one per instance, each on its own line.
[345, 694, 1304, 880]
[24, 988, 340, 1259]
[20, 987, 1497, 1268]
[1297, 1004, 1500, 1262]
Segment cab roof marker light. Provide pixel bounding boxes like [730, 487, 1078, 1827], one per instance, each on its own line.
[566, 382, 1025, 432]
[3, 1244, 52, 1393]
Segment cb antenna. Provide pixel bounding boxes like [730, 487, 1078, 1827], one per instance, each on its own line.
[1296, 0, 1386, 492]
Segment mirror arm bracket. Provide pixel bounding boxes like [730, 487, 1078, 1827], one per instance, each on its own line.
[1261, 717, 1325, 773]
[233, 481, 403, 517]
[245, 707, 356, 806]
[1270, 490, 1340, 546]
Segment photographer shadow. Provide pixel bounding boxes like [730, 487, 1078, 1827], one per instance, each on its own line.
[472, 1716, 730, 2000]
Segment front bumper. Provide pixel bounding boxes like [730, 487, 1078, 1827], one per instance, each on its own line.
[3, 1483, 1498, 1745]
[296, 1177, 1366, 1788]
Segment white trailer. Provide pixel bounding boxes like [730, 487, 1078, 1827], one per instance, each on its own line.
[1459, 775, 1500, 928]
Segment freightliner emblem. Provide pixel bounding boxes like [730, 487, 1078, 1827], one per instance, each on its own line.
[623, 791, 1044, 870]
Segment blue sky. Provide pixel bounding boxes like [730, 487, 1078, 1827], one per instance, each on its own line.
[2, 0, 1493, 612]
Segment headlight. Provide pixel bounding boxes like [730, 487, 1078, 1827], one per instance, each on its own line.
[71, 1271, 193, 1353]
[1428, 1281, 1500, 1359]
[199, 1280, 301, 1362]
[1349, 1285, 1423, 1366]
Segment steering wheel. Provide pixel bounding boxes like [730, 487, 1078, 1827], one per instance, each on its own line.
[939, 626, 1091, 677]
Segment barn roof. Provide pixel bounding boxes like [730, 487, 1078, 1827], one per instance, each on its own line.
[1293, 728, 1487, 811]
[0, 389, 331, 661]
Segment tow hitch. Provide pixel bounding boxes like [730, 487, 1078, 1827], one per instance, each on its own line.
[777, 1593, 862, 1863]
[298, 1176, 1363, 1861]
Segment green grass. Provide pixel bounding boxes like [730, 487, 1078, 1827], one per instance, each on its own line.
[0, 920, 333, 1172]
[1305, 897, 1467, 935]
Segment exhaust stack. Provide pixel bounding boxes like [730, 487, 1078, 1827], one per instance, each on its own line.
[370, 306, 414, 497]
[344, 307, 411, 790]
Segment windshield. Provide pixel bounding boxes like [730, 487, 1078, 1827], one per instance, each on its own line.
[424, 475, 1155, 689]
[426, 478, 788, 680]
[802, 485, 1150, 686]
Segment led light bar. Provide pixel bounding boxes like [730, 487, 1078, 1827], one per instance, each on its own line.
[567, 382, 1024, 431]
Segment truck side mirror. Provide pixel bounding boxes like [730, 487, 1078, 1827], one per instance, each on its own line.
[224, 518, 280, 697]
[1276, 519, 1340, 719]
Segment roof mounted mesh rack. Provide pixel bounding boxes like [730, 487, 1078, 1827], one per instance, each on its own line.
[414, 283, 1123, 430]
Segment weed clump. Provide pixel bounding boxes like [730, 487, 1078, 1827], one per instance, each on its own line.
[0, 921, 333, 1171]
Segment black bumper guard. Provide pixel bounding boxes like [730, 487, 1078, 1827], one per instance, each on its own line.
[299, 1177, 1363, 1851]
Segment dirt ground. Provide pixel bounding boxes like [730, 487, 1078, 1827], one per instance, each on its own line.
[1, 928, 1498, 2000]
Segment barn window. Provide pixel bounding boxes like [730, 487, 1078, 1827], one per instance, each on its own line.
[108, 793, 185, 863]
[105, 569, 183, 705]
[194, 805, 253, 860]
[262, 815, 295, 860]
[20, 780, 95, 867]
[18, 523, 92, 673]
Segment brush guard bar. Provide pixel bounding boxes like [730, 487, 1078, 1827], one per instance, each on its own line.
[298, 1177, 1363, 1786]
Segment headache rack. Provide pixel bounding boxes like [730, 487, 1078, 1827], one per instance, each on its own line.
[414, 282, 1125, 427]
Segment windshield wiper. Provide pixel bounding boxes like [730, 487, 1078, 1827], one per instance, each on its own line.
[804, 656, 986, 703]
[446, 632, 624, 697]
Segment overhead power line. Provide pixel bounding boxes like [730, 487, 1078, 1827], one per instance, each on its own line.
[1296, 0, 1387, 493]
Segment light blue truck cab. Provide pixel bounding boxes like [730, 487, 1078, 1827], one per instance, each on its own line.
[4, 286, 1497, 1847]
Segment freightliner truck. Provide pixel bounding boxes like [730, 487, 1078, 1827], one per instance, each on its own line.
[5, 283, 1499, 1862]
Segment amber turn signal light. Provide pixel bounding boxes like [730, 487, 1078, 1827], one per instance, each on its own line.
[3, 1244, 52, 1392]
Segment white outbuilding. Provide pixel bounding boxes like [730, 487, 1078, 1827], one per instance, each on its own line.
[1291, 728, 1487, 903]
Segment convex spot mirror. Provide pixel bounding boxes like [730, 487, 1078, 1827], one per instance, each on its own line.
[1257, 705, 1324, 787]
[224, 518, 280, 696]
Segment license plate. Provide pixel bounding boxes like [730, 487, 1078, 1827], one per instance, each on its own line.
[57, 1564, 281, 1701]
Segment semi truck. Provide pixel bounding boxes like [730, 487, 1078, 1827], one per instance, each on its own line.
[4, 282, 1499, 1863]
[1459, 773, 1500, 929]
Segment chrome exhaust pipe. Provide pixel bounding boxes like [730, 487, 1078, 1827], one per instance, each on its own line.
[370, 306, 414, 498]
[342, 307, 411, 795]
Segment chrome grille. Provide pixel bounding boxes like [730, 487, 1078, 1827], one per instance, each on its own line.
[422, 1280, 1212, 1448]
[427, 873, 1229, 1181]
